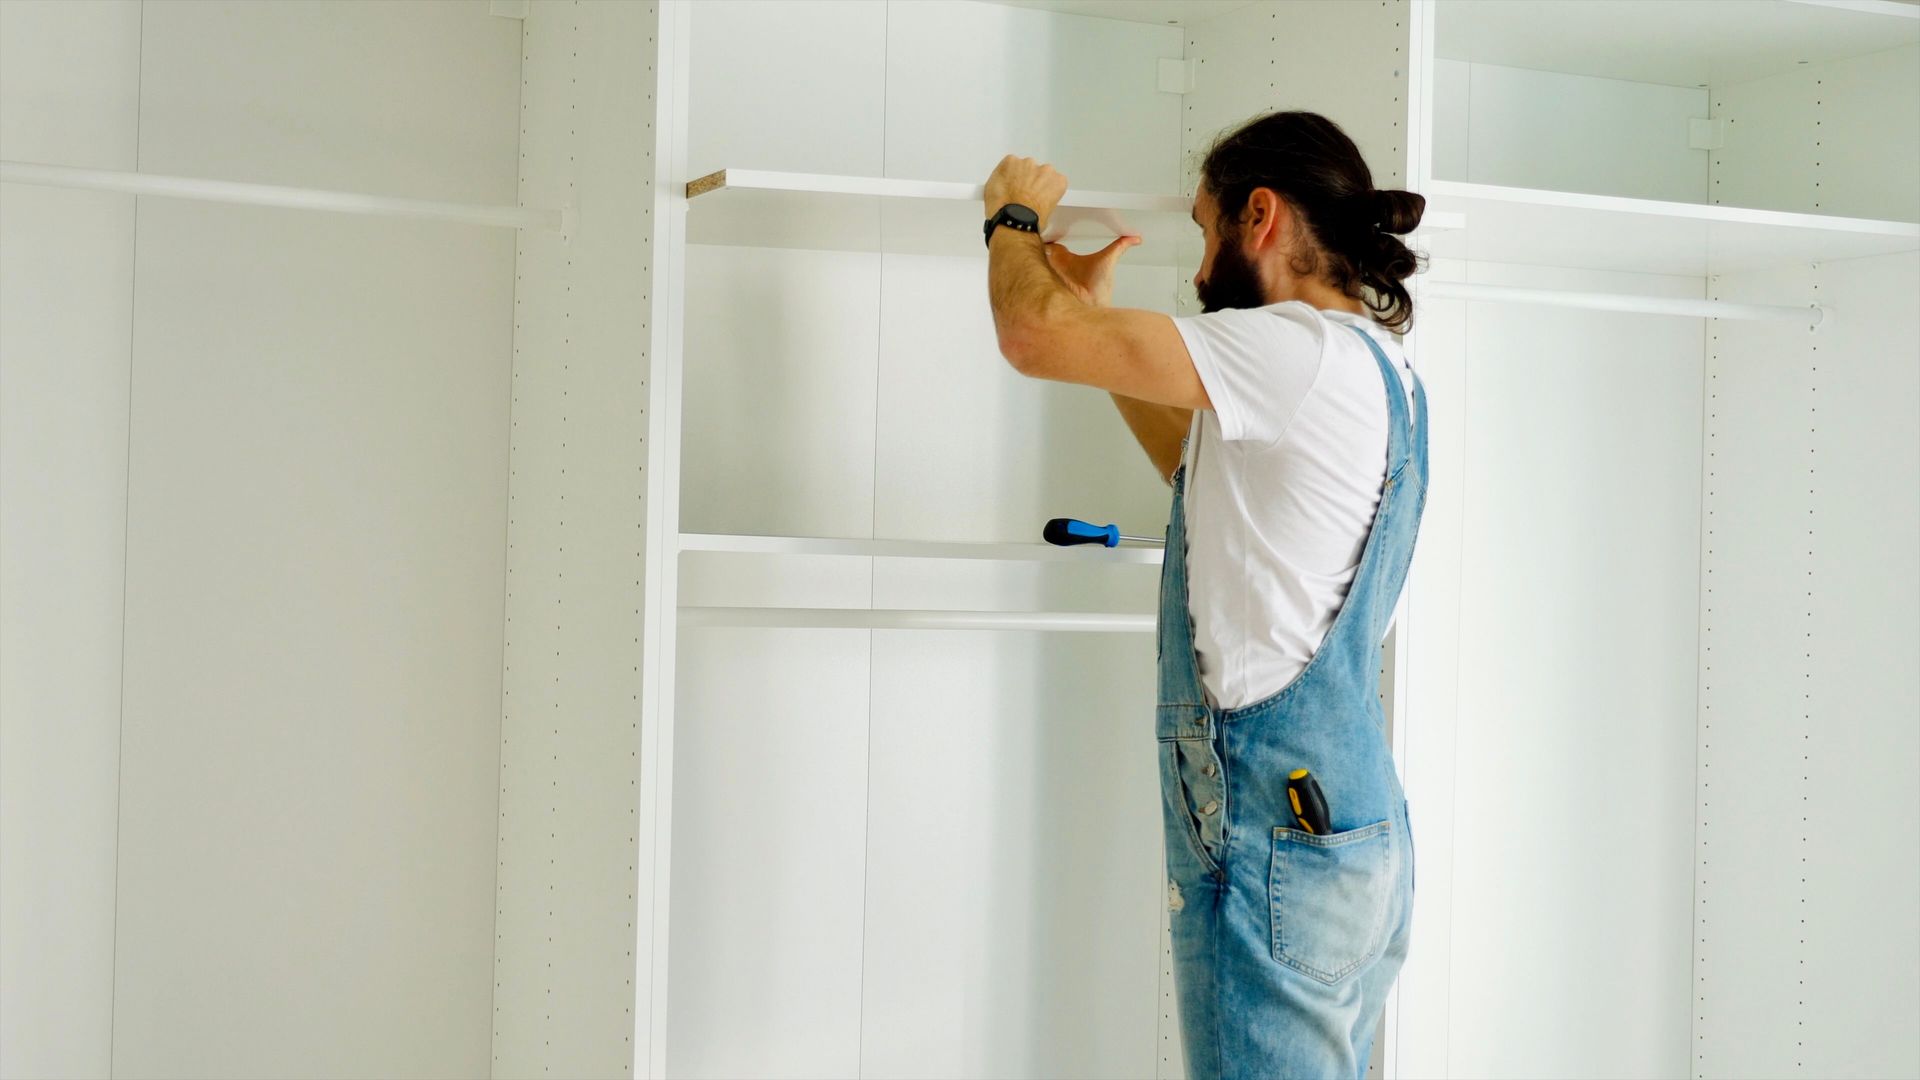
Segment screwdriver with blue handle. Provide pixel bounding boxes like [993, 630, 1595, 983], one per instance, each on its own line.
[1043, 517, 1163, 548]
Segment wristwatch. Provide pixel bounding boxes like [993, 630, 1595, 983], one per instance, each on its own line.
[984, 203, 1041, 247]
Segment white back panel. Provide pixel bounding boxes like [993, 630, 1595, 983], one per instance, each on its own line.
[873, 255, 1176, 545]
[1699, 253, 1920, 1077]
[108, 3, 517, 1075]
[0, 2, 140, 1075]
[665, 626, 873, 1079]
[492, 1, 658, 1076]
[858, 631, 1162, 1079]
[883, 0, 1183, 194]
[1712, 44, 1920, 223]
[1426, 261, 1703, 1078]
[686, 0, 885, 179]
[1434, 59, 1710, 204]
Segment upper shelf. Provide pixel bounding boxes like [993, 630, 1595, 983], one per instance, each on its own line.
[1434, 0, 1920, 88]
[686, 168, 1196, 265]
[685, 168, 1464, 267]
[1421, 180, 1920, 277]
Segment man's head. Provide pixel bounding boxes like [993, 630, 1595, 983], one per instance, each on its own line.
[1190, 111, 1425, 331]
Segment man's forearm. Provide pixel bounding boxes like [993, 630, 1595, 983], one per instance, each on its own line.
[987, 228, 1081, 357]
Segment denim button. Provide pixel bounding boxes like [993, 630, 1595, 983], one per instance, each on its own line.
[1200, 800, 1219, 816]
[1202, 762, 1217, 778]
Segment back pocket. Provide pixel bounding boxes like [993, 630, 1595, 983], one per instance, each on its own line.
[1269, 820, 1395, 984]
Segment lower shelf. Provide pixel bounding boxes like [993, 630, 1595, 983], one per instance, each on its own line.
[679, 606, 1155, 633]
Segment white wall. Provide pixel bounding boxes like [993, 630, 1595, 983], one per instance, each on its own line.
[4, 2, 523, 1076]
[0, 3, 141, 1075]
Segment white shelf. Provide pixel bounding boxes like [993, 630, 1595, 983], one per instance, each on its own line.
[0, 160, 567, 233]
[680, 606, 1155, 633]
[679, 532, 1164, 565]
[687, 168, 1459, 266]
[1422, 180, 1920, 277]
[685, 167, 1196, 265]
[1434, 0, 1920, 88]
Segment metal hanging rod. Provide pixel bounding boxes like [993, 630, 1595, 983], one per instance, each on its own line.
[0, 160, 570, 233]
[680, 607, 1155, 633]
[1423, 279, 1828, 325]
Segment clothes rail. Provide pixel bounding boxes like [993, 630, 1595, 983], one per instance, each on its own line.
[680, 607, 1155, 633]
[1423, 279, 1827, 325]
[0, 160, 569, 233]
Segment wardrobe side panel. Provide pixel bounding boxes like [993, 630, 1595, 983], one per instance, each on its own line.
[493, 1, 658, 1076]
[1391, 266, 1469, 1080]
[1800, 251, 1920, 1078]
[1693, 262, 1818, 1078]
[1436, 262, 1702, 1079]
[0, 2, 140, 1076]
[109, 3, 518, 1076]
[1701, 254, 1920, 1079]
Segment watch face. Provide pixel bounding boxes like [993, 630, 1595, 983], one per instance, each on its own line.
[1004, 204, 1039, 227]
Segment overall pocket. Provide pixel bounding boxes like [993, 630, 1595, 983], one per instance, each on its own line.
[1269, 819, 1395, 984]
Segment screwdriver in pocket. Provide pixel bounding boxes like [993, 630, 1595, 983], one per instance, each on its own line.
[1043, 517, 1164, 548]
[1287, 769, 1333, 835]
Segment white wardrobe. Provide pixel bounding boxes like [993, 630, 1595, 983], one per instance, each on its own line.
[1, 2, 1914, 1079]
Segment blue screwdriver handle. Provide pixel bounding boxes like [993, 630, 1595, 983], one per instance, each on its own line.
[1043, 517, 1121, 548]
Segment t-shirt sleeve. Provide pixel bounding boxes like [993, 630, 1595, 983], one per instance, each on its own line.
[1171, 302, 1327, 445]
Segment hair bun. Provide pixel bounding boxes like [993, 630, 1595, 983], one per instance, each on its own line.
[1371, 189, 1426, 235]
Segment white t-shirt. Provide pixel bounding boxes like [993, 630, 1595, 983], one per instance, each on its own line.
[1170, 302, 1416, 712]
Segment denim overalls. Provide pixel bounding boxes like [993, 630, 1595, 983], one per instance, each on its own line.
[1157, 326, 1427, 1080]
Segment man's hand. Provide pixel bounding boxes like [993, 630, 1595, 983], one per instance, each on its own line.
[1045, 236, 1142, 307]
[984, 155, 1068, 230]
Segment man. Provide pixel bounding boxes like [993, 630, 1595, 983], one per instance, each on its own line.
[983, 110, 1429, 1080]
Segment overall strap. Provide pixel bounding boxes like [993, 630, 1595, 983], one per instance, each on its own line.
[1346, 324, 1414, 477]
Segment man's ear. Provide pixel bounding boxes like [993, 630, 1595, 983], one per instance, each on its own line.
[1242, 188, 1285, 251]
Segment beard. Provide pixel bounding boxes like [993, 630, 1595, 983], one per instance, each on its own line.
[1195, 230, 1267, 313]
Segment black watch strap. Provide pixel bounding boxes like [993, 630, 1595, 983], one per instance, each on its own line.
[984, 203, 1041, 248]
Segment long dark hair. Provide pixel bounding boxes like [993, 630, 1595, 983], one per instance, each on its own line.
[1199, 111, 1425, 333]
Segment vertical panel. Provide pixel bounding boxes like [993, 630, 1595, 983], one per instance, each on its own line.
[1701, 254, 1920, 1078]
[1799, 252, 1920, 1078]
[0, 2, 141, 1076]
[1692, 261, 1813, 1078]
[494, 0, 658, 1076]
[109, 3, 518, 1076]
[1393, 261, 1469, 1080]
[1175, 3, 1413, 1070]
[1441, 262, 1702, 1079]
